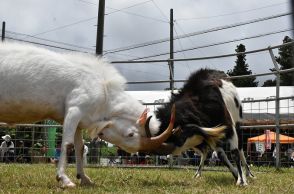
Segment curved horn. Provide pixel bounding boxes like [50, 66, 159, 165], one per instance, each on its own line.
[139, 104, 175, 152]
[137, 108, 149, 126]
[144, 116, 152, 138]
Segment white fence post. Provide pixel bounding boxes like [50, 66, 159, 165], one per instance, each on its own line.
[268, 47, 281, 169]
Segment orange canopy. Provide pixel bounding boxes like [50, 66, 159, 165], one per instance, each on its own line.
[248, 131, 294, 144]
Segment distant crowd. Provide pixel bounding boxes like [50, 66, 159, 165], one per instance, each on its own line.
[2, 134, 294, 167]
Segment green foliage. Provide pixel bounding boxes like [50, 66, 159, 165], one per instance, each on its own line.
[262, 79, 276, 87]
[263, 36, 294, 86]
[100, 146, 117, 157]
[0, 127, 16, 137]
[227, 44, 258, 87]
[275, 36, 294, 86]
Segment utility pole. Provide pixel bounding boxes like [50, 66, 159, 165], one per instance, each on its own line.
[169, 9, 174, 91]
[95, 0, 106, 165]
[1, 21, 5, 42]
[96, 0, 105, 55]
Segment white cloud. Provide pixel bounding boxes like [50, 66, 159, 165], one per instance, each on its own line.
[0, 0, 291, 90]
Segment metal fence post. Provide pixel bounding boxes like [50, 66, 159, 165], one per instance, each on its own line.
[268, 47, 281, 169]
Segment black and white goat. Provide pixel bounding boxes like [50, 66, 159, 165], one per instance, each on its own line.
[147, 69, 254, 186]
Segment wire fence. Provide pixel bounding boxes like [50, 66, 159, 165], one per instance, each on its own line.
[0, 25, 293, 172]
[0, 96, 293, 171]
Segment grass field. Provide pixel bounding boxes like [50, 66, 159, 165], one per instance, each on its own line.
[0, 164, 294, 194]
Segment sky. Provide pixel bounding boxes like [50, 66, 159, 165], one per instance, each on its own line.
[0, 0, 292, 90]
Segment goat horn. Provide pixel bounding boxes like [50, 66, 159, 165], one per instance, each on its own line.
[144, 116, 152, 138]
[139, 104, 175, 152]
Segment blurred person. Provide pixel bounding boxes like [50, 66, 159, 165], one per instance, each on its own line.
[0, 135, 15, 163]
[210, 151, 219, 166]
[50, 142, 61, 165]
[16, 141, 30, 163]
[83, 142, 89, 165]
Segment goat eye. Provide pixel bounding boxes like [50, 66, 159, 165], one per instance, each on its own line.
[128, 133, 134, 137]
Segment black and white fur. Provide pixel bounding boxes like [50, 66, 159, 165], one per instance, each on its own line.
[154, 69, 254, 186]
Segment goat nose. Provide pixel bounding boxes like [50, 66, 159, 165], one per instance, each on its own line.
[128, 132, 134, 137]
[98, 132, 103, 136]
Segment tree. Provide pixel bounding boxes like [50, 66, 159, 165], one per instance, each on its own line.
[227, 44, 258, 87]
[262, 79, 276, 87]
[262, 36, 294, 86]
[275, 36, 294, 86]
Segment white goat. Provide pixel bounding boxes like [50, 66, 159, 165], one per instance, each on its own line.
[0, 42, 176, 187]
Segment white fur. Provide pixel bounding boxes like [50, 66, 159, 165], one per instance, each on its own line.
[0, 42, 148, 187]
[219, 80, 248, 186]
[219, 80, 242, 122]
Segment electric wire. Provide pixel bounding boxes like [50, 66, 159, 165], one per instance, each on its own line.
[129, 28, 294, 60]
[4, 36, 89, 53]
[177, 1, 288, 21]
[6, 30, 94, 51]
[104, 12, 291, 54]
[106, 0, 153, 15]
[105, 7, 168, 23]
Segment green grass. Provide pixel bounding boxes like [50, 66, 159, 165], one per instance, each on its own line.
[0, 164, 294, 194]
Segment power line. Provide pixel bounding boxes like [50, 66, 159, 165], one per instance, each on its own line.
[77, 0, 165, 23]
[105, 6, 168, 23]
[77, 0, 153, 15]
[104, 12, 291, 54]
[175, 21, 217, 70]
[105, 52, 140, 58]
[106, 0, 153, 15]
[28, 0, 165, 38]
[177, 1, 288, 21]
[151, 0, 169, 21]
[173, 23, 192, 74]
[110, 41, 294, 64]
[6, 30, 94, 51]
[4, 36, 89, 53]
[31, 17, 97, 37]
[129, 28, 293, 60]
[106, 52, 167, 68]
[77, 0, 97, 6]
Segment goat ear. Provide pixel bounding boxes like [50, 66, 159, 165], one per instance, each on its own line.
[89, 121, 113, 140]
[97, 120, 113, 130]
[137, 108, 149, 126]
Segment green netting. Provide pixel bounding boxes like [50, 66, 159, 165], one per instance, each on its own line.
[46, 120, 57, 157]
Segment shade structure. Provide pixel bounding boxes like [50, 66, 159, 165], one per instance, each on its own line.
[248, 131, 294, 144]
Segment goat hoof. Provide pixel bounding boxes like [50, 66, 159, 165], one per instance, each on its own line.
[236, 181, 248, 187]
[80, 176, 94, 186]
[57, 175, 76, 188]
[56, 175, 61, 182]
[62, 182, 76, 188]
[193, 174, 201, 179]
[248, 174, 256, 179]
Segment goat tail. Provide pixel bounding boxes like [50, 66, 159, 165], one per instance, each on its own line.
[200, 125, 226, 149]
